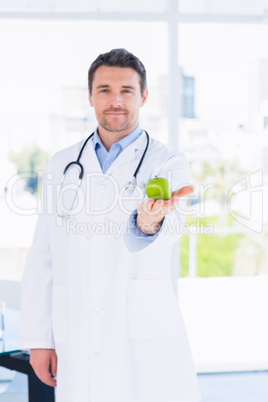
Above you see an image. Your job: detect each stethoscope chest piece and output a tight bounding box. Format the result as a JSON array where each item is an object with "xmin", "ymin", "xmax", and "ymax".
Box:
[{"xmin": 125, "ymin": 178, "xmax": 137, "ymax": 195}]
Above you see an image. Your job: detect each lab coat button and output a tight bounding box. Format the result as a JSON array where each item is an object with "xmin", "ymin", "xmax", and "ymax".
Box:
[
  {"xmin": 94, "ymin": 349, "xmax": 99, "ymax": 356},
  {"xmin": 93, "ymin": 265, "xmax": 99, "ymax": 272},
  {"xmin": 94, "ymin": 307, "xmax": 101, "ymax": 313},
  {"xmin": 99, "ymin": 184, "xmax": 105, "ymax": 189}
]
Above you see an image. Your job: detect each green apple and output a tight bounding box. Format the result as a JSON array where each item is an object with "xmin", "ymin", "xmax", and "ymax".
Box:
[{"xmin": 145, "ymin": 176, "xmax": 172, "ymax": 201}]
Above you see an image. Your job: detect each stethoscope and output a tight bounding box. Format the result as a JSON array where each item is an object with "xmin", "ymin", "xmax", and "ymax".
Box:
[{"xmin": 57, "ymin": 130, "xmax": 150, "ymax": 217}]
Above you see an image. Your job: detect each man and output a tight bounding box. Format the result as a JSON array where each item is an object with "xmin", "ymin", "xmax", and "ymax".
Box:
[{"xmin": 20, "ymin": 48, "xmax": 201, "ymax": 402}]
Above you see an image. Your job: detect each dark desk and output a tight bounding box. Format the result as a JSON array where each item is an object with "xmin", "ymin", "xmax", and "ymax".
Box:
[
  {"xmin": 0, "ymin": 309, "xmax": 55, "ymax": 402},
  {"xmin": 0, "ymin": 351, "xmax": 55, "ymax": 402}
]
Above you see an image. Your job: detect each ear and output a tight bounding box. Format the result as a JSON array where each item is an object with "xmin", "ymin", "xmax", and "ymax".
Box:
[
  {"xmin": 141, "ymin": 89, "xmax": 148, "ymax": 107},
  {"xmin": 88, "ymin": 92, "xmax": 94, "ymax": 107}
]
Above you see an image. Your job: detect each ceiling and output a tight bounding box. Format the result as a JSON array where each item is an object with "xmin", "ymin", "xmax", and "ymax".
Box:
[{"xmin": 0, "ymin": 0, "xmax": 267, "ymax": 18}]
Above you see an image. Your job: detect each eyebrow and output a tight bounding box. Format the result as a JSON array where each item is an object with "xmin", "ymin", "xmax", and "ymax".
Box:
[
  {"xmin": 122, "ymin": 85, "xmax": 135, "ymax": 90},
  {"xmin": 96, "ymin": 85, "xmax": 109, "ymax": 89},
  {"xmin": 96, "ymin": 84, "xmax": 135, "ymax": 90}
]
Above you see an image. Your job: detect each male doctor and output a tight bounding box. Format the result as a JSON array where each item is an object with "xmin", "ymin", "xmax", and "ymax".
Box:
[{"xmin": 20, "ymin": 48, "xmax": 201, "ymax": 402}]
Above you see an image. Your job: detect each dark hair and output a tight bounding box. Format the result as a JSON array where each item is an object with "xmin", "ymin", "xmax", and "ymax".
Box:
[{"xmin": 88, "ymin": 48, "xmax": 147, "ymax": 95}]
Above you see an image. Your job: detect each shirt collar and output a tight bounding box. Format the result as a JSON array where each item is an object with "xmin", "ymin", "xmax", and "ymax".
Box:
[{"xmin": 92, "ymin": 124, "xmax": 142, "ymax": 152}]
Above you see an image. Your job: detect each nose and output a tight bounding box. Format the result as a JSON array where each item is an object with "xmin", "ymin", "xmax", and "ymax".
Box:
[{"xmin": 109, "ymin": 92, "xmax": 123, "ymax": 108}]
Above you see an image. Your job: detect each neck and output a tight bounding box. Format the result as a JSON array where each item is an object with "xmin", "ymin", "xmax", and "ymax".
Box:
[{"xmin": 97, "ymin": 124, "xmax": 138, "ymax": 151}]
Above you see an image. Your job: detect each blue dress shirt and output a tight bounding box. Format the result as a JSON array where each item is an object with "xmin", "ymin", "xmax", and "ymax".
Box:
[
  {"xmin": 92, "ymin": 125, "xmax": 161, "ymax": 242},
  {"xmin": 92, "ymin": 124, "xmax": 142, "ymax": 174}
]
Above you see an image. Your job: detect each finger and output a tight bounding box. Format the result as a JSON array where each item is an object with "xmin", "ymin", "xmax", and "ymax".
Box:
[
  {"xmin": 34, "ymin": 367, "xmax": 57, "ymax": 388},
  {"xmin": 160, "ymin": 199, "xmax": 177, "ymax": 215},
  {"xmin": 137, "ymin": 198, "xmax": 155, "ymax": 215},
  {"xmin": 172, "ymin": 185, "xmax": 194, "ymax": 198},
  {"xmin": 170, "ymin": 197, "xmax": 179, "ymax": 208},
  {"xmin": 50, "ymin": 352, "xmax": 58, "ymax": 378},
  {"xmin": 41, "ymin": 370, "xmax": 57, "ymax": 387},
  {"xmin": 150, "ymin": 199, "xmax": 164, "ymax": 215}
]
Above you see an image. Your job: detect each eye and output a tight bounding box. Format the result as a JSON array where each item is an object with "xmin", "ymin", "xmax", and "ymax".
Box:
[{"xmin": 122, "ymin": 89, "xmax": 132, "ymax": 93}]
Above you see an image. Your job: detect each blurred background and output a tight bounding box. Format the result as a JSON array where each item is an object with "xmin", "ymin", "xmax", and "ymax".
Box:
[{"xmin": 0, "ymin": 0, "xmax": 268, "ymax": 401}]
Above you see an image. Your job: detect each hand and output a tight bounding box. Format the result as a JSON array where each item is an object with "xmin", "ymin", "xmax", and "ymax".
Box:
[
  {"xmin": 137, "ymin": 185, "xmax": 194, "ymax": 235},
  {"xmin": 30, "ymin": 349, "xmax": 57, "ymax": 387}
]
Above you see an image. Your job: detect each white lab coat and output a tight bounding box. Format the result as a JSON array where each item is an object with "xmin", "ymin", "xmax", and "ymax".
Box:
[{"xmin": 20, "ymin": 131, "xmax": 201, "ymax": 402}]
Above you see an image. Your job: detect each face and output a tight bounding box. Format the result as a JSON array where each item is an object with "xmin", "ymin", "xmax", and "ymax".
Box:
[{"xmin": 88, "ymin": 66, "xmax": 148, "ymax": 135}]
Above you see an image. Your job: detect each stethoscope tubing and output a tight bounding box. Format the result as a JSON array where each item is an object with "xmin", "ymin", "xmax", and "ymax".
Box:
[{"xmin": 62, "ymin": 130, "xmax": 149, "ymax": 182}]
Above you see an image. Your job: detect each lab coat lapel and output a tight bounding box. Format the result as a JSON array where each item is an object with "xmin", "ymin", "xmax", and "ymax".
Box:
[
  {"xmin": 79, "ymin": 136, "xmax": 103, "ymax": 175},
  {"xmin": 73, "ymin": 130, "xmax": 148, "ymax": 179},
  {"xmin": 105, "ymin": 131, "xmax": 148, "ymax": 176}
]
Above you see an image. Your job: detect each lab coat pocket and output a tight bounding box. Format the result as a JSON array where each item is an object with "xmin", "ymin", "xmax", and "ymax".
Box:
[
  {"xmin": 128, "ymin": 278, "xmax": 181, "ymax": 338},
  {"xmin": 52, "ymin": 285, "xmax": 66, "ymax": 343}
]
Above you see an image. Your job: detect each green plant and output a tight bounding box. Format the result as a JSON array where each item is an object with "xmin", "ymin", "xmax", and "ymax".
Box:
[{"xmin": 10, "ymin": 147, "xmax": 49, "ymax": 194}]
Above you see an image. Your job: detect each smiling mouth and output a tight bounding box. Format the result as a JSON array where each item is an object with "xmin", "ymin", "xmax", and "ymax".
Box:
[{"xmin": 105, "ymin": 112, "xmax": 126, "ymax": 115}]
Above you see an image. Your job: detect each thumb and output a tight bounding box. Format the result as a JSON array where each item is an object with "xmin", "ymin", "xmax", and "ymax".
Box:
[
  {"xmin": 50, "ymin": 351, "xmax": 58, "ymax": 378},
  {"xmin": 171, "ymin": 185, "xmax": 194, "ymax": 198}
]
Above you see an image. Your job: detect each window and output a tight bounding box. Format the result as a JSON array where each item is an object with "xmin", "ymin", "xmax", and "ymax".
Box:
[
  {"xmin": 0, "ymin": 19, "xmax": 168, "ymax": 280},
  {"xmin": 178, "ymin": 23, "xmax": 268, "ymax": 277}
]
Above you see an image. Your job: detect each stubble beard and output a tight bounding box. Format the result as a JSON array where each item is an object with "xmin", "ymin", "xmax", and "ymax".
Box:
[{"xmin": 99, "ymin": 116, "xmax": 132, "ymax": 133}]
